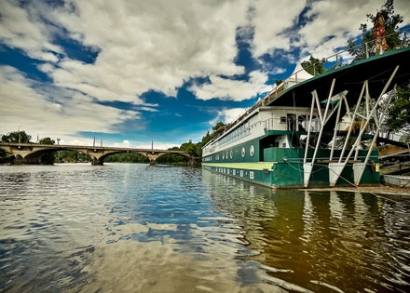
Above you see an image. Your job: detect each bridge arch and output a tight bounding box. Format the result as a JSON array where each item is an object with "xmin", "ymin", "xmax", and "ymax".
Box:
[
  {"xmin": 154, "ymin": 151, "xmax": 193, "ymax": 164},
  {"xmin": 96, "ymin": 151, "xmax": 149, "ymax": 164},
  {"xmin": 98, "ymin": 150, "xmax": 192, "ymax": 164}
]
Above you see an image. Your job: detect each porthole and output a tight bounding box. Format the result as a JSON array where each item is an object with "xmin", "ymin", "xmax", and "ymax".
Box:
[
  {"xmin": 230, "ymin": 150, "xmax": 233, "ymax": 159},
  {"xmin": 241, "ymin": 147, "xmax": 245, "ymax": 157},
  {"xmin": 250, "ymin": 145, "xmax": 254, "ymax": 156}
]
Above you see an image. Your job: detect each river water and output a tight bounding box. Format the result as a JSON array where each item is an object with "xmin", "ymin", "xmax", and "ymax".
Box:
[{"xmin": 0, "ymin": 163, "xmax": 409, "ymax": 293}]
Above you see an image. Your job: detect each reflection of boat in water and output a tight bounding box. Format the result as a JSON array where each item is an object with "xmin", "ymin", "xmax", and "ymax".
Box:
[
  {"xmin": 202, "ymin": 47, "xmax": 410, "ymax": 188},
  {"xmin": 201, "ymin": 170, "xmax": 410, "ymax": 292}
]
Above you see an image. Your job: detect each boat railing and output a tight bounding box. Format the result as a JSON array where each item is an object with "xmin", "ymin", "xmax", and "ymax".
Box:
[{"xmin": 263, "ymin": 117, "xmax": 321, "ymax": 132}]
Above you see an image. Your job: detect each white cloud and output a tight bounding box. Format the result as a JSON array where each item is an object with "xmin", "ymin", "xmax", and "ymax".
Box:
[
  {"xmin": 42, "ymin": 0, "xmax": 251, "ymax": 101},
  {"xmin": 113, "ymin": 140, "xmax": 131, "ymax": 148},
  {"xmin": 0, "ymin": 66, "xmax": 141, "ymax": 141},
  {"xmin": 0, "ymin": 0, "xmax": 62, "ymax": 61},
  {"xmin": 189, "ymin": 70, "xmax": 272, "ymax": 101},
  {"xmin": 209, "ymin": 108, "xmax": 247, "ymax": 126},
  {"xmin": 250, "ymin": 0, "xmax": 306, "ymax": 57}
]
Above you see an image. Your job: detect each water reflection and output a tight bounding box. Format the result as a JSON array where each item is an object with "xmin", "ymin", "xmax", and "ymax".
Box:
[
  {"xmin": 0, "ymin": 165, "xmax": 409, "ymax": 292},
  {"xmin": 202, "ymin": 171, "xmax": 410, "ymax": 292}
]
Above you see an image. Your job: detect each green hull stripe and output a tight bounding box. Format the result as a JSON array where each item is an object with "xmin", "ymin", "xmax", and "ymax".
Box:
[{"xmin": 202, "ymin": 162, "xmax": 274, "ymax": 170}]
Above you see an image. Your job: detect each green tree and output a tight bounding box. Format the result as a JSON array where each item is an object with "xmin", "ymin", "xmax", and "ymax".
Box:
[
  {"xmin": 347, "ymin": 0, "xmax": 404, "ymax": 60},
  {"xmin": 39, "ymin": 137, "xmax": 56, "ymax": 164},
  {"xmin": 104, "ymin": 153, "xmax": 149, "ymax": 163},
  {"xmin": 201, "ymin": 131, "xmax": 213, "ymax": 146},
  {"xmin": 301, "ymin": 56, "xmax": 326, "ymax": 76},
  {"xmin": 200, "ymin": 121, "xmax": 227, "ymax": 149},
  {"xmin": 1, "ymin": 130, "xmax": 31, "ymax": 143},
  {"xmin": 157, "ymin": 146, "xmax": 188, "ymax": 165},
  {"xmin": 384, "ymin": 84, "xmax": 410, "ymax": 136},
  {"xmin": 0, "ymin": 148, "xmax": 6, "ymax": 163},
  {"xmin": 39, "ymin": 137, "xmax": 55, "ymax": 145},
  {"xmin": 212, "ymin": 121, "xmax": 226, "ymax": 136},
  {"xmin": 180, "ymin": 140, "xmax": 197, "ymax": 156}
]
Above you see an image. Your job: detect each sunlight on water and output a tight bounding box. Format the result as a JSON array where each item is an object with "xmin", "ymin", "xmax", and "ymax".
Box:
[{"xmin": 0, "ymin": 164, "xmax": 409, "ymax": 292}]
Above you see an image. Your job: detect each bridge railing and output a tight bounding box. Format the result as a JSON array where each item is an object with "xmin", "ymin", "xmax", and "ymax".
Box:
[{"xmin": 0, "ymin": 142, "xmax": 191, "ymax": 155}]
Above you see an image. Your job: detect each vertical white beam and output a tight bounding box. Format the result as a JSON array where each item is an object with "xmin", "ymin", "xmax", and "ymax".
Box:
[
  {"xmin": 303, "ymin": 91, "xmax": 318, "ymax": 187},
  {"xmin": 311, "ymin": 80, "xmax": 336, "ymax": 163},
  {"xmin": 303, "ymin": 93, "xmax": 316, "ymax": 164}
]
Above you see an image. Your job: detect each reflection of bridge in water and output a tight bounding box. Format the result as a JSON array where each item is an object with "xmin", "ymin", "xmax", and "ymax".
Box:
[{"xmin": 0, "ymin": 143, "xmax": 196, "ymax": 165}]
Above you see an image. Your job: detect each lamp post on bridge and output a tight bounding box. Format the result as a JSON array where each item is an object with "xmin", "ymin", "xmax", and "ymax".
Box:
[{"xmin": 57, "ymin": 138, "xmax": 60, "ymax": 162}]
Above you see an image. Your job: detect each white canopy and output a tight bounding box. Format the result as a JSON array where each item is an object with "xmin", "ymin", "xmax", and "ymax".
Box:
[{"xmin": 287, "ymin": 63, "xmax": 314, "ymax": 83}]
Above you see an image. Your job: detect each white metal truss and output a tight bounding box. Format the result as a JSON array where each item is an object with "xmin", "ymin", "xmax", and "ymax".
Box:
[
  {"xmin": 328, "ymin": 65, "xmax": 400, "ymax": 186},
  {"xmin": 303, "ymin": 66, "xmax": 400, "ymax": 187}
]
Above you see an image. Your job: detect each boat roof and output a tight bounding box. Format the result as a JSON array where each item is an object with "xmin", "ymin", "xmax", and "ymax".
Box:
[{"xmin": 267, "ymin": 47, "xmax": 410, "ymax": 107}]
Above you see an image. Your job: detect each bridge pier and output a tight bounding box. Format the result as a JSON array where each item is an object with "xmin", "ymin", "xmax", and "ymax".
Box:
[
  {"xmin": 91, "ymin": 158, "xmax": 104, "ymax": 166},
  {"xmin": 13, "ymin": 154, "xmax": 41, "ymax": 164},
  {"xmin": 189, "ymin": 157, "xmax": 201, "ymax": 167},
  {"xmin": 14, "ymin": 155, "xmax": 25, "ymax": 165}
]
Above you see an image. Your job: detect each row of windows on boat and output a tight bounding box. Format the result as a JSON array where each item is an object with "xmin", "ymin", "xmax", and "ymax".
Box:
[
  {"xmin": 203, "ymin": 145, "xmax": 255, "ymax": 162},
  {"xmin": 216, "ymin": 168, "xmax": 255, "ymax": 180}
]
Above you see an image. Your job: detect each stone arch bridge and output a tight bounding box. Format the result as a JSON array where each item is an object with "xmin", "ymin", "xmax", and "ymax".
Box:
[{"xmin": 0, "ymin": 142, "xmax": 197, "ymax": 165}]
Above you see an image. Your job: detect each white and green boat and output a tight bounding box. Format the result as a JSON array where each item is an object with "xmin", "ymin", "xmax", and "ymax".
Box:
[{"xmin": 202, "ymin": 47, "xmax": 410, "ymax": 188}]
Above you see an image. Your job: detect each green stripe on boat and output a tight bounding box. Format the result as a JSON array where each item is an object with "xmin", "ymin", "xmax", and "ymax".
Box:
[{"xmin": 202, "ymin": 162, "xmax": 274, "ymax": 170}]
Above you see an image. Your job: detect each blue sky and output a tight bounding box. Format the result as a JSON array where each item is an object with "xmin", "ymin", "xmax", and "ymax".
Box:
[{"xmin": 1, "ymin": 0, "xmax": 410, "ymax": 149}]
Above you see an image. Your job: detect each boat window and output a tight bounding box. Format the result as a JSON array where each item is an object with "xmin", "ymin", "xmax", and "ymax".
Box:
[{"xmin": 249, "ymin": 145, "xmax": 254, "ymax": 157}]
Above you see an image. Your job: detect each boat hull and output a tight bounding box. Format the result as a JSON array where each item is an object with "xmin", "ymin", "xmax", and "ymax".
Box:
[{"xmin": 203, "ymin": 147, "xmax": 380, "ymax": 188}]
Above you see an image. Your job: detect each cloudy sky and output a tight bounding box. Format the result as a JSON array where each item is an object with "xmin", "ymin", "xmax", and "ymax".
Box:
[{"xmin": 1, "ymin": 0, "xmax": 410, "ymax": 149}]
